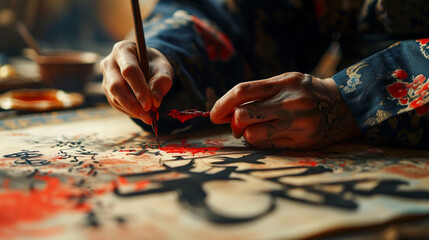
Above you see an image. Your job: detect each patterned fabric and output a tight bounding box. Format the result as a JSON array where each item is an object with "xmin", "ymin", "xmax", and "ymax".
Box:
[
  {"xmin": 135, "ymin": 0, "xmax": 429, "ymax": 148},
  {"xmin": 333, "ymin": 40, "xmax": 429, "ymax": 148}
]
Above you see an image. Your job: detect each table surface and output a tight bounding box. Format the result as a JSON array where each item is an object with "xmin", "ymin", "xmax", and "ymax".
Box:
[{"xmin": 1, "ymin": 106, "xmax": 429, "ymax": 240}]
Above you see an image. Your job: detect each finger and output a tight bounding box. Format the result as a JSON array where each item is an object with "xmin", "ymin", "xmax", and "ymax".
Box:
[
  {"xmin": 114, "ymin": 41, "xmax": 152, "ymax": 111},
  {"xmin": 240, "ymin": 119, "xmax": 290, "ymax": 143},
  {"xmin": 148, "ymin": 72, "xmax": 173, "ymax": 108},
  {"xmin": 104, "ymin": 86, "xmax": 152, "ymax": 124},
  {"xmin": 247, "ymin": 138, "xmax": 293, "ymax": 150},
  {"xmin": 211, "ymin": 80, "xmax": 279, "ymax": 124},
  {"xmin": 101, "ymin": 59, "xmax": 136, "ymax": 115},
  {"xmin": 210, "ymin": 73, "xmax": 303, "ymax": 124},
  {"xmin": 246, "ymin": 116, "xmax": 321, "ymax": 142},
  {"xmin": 105, "ymin": 94, "xmax": 136, "ymax": 117},
  {"xmin": 148, "ymin": 50, "xmax": 174, "ymax": 108},
  {"xmin": 230, "ymin": 101, "xmax": 282, "ymax": 138},
  {"xmin": 104, "ymin": 70, "xmax": 152, "ymax": 123},
  {"xmin": 243, "ymin": 119, "xmax": 322, "ymax": 150}
]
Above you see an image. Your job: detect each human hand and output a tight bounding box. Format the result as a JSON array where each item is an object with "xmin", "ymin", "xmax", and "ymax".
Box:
[
  {"xmin": 101, "ymin": 40, "xmax": 174, "ymax": 124},
  {"xmin": 210, "ymin": 72, "xmax": 361, "ymax": 150}
]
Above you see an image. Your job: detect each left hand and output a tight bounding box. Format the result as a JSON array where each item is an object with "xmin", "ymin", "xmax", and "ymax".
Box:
[{"xmin": 210, "ymin": 72, "xmax": 361, "ymax": 150}]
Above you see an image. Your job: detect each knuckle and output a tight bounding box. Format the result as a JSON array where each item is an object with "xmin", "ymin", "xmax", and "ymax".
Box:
[
  {"xmin": 109, "ymin": 81, "xmax": 123, "ymax": 95},
  {"xmin": 114, "ymin": 40, "xmax": 133, "ymax": 51},
  {"xmin": 100, "ymin": 56, "xmax": 114, "ymax": 73},
  {"xmin": 154, "ymin": 72, "xmax": 173, "ymax": 87},
  {"xmin": 234, "ymin": 107, "xmax": 248, "ymax": 120},
  {"xmin": 121, "ymin": 63, "xmax": 140, "ymax": 79},
  {"xmin": 293, "ymin": 72, "xmax": 305, "ymax": 79},
  {"xmin": 233, "ymin": 82, "xmax": 250, "ymax": 96},
  {"xmin": 280, "ymin": 72, "xmax": 305, "ymax": 85},
  {"xmin": 242, "ymin": 129, "xmax": 256, "ymax": 144},
  {"xmin": 100, "ymin": 58, "xmax": 108, "ymax": 71}
]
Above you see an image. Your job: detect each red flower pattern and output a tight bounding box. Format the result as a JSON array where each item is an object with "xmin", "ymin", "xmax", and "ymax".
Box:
[
  {"xmin": 386, "ymin": 69, "xmax": 429, "ymax": 115},
  {"xmin": 191, "ymin": 16, "xmax": 234, "ymax": 61},
  {"xmin": 386, "ymin": 82, "xmax": 407, "ymax": 98},
  {"xmin": 392, "ymin": 69, "xmax": 408, "ymax": 80},
  {"xmin": 417, "ymin": 38, "xmax": 429, "ymax": 45}
]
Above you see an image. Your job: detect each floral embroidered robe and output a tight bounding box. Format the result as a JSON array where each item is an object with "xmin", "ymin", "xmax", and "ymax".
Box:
[{"xmin": 133, "ymin": 0, "xmax": 429, "ymax": 148}]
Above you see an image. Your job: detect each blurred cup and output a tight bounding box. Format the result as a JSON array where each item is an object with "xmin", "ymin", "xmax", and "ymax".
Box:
[{"xmin": 25, "ymin": 49, "xmax": 99, "ymax": 92}]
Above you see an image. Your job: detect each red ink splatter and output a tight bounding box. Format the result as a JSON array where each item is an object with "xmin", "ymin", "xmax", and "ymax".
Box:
[
  {"xmin": 118, "ymin": 176, "xmax": 128, "ymax": 185},
  {"xmin": 118, "ymin": 150, "xmax": 135, "ymax": 153},
  {"xmin": 167, "ymin": 109, "xmax": 210, "ymax": 123},
  {"xmin": 52, "ymin": 155, "xmax": 63, "ymax": 160},
  {"xmin": 298, "ymin": 160, "xmax": 318, "ymax": 166},
  {"xmin": 160, "ymin": 140, "xmax": 220, "ymax": 155},
  {"xmin": 134, "ymin": 180, "xmax": 151, "ymax": 191},
  {"xmin": 384, "ymin": 164, "xmax": 429, "ymax": 179},
  {"xmin": 113, "ymin": 177, "xmax": 151, "ymax": 192},
  {"xmin": 204, "ymin": 138, "xmax": 228, "ymax": 147},
  {"xmin": 0, "ymin": 174, "xmax": 91, "ymax": 239}
]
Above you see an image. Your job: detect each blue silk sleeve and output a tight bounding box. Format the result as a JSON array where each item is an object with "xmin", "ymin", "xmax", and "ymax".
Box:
[
  {"xmin": 144, "ymin": 0, "xmax": 245, "ymax": 110},
  {"xmin": 333, "ymin": 39, "xmax": 429, "ymax": 148}
]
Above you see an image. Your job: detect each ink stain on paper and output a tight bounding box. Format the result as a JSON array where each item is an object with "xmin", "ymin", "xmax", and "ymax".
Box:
[
  {"xmin": 0, "ymin": 173, "xmax": 91, "ymax": 239},
  {"xmin": 160, "ymin": 139, "xmax": 220, "ymax": 155}
]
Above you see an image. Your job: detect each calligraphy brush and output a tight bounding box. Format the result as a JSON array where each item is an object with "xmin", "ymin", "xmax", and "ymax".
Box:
[{"xmin": 130, "ymin": 0, "xmax": 161, "ymax": 148}]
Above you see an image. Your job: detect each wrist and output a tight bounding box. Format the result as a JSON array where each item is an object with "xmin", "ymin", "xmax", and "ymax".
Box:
[{"xmin": 313, "ymin": 76, "xmax": 362, "ymax": 145}]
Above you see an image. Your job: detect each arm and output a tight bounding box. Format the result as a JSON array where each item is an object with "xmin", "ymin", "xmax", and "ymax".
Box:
[
  {"xmin": 101, "ymin": 0, "xmax": 248, "ymax": 133},
  {"xmin": 210, "ymin": 41, "xmax": 429, "ymax": 150},
  {"xmin": 333, "ymin": 39, "xmax": 429, "ymax": 148},
  {"xmin": 210, "ymin": 1, "xmax": 429, "ymax": 150}
]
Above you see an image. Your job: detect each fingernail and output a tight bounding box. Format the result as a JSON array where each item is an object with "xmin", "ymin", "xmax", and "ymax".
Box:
[
  {"xmin": 151, "ymin": 89, "xmax": 161, "ymax": 108},
  {"xmin": 140, "ymin": 113, "xmax": 151, "ymax": 125},
  {"xmin": 142, "ymin": 101, "xmax": 151, "ymax": 112},
  {"xmin": 138, "ymin": 99, "xmax": 146, "ymax": 109}
]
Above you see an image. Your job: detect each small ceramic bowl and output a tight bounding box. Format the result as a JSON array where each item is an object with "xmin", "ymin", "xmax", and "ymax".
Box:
[{"xmin": 26, "ymin": 49, "xmax": 99, "ymax": 92}]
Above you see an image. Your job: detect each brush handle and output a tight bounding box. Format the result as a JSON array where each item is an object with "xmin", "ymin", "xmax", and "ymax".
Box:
[{"xmin": 130, "ymin": 0, "xmax": 160, "ymax": 146}]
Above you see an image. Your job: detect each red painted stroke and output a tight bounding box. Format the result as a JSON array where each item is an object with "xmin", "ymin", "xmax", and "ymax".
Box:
[{"xmin": 167, "ymin": 109, "xmax": 210, "ymax": 123}]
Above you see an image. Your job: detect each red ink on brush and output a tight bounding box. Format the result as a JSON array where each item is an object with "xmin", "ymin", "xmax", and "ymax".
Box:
[{"xmin": 167, "ymin": 109, "xmax": 210, "ymax": 123}]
